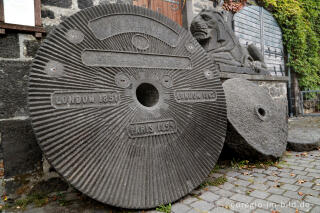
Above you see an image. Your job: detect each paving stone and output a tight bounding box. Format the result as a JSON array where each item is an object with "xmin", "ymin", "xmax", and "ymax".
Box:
[
  {"xmin": 215, "ymin": 197, "xmax": 235, "ymax": 207},
  {"xmin": 182, "ymin": 196, "xmax": 198, "ymax": 205},
  {"xmin": 199, "ymin": 191, "xmax": 220, "ymax": 203},
  {"xmin": 299, "ymin": 187, "xmax": 319, "ymax": 196},
  {"xmin": 278, "ymin": 177, "xmax": 296, "ymax": 184},
  {"xmin": 305, "ymin": 168, "xmax": 320, "ymax": 173},
  {"xmin": 211, "ymin": 173, "xmax": 223, "ymax": 178},
  {"xmin": 307, "ymin": 172, "xmax": 320, "ymax": 178},
  {"xmin": 214, "ymin": 189, "xmax": 234, "ymax": 198},
  {"xmin": 267, "ymin": 175, "xmax": 280, "ymax": 181},
  {"xmin": 237, "ymin": 174, "xmax": 253, "ymax": 181},
  {"xmin": 278, "ymin": 172, "xmax": 293, "ymax": 178},
  {"xmin": 254, "ymin": 209, "xmax": 270, "ymax": 213},
  {"xmin": 311, "ymin": 206, "xmax": 320, "ymax": 213},
  {"xmin": 219, "ymin": 182, "xmax": 234, "ymax": 190},
  {"xmin": 273, "ymin": 205, "xmax": 297, "ymax": 213},
  {"xmin": 249, "ymin": 183, "xmax": 269, "ymax": 191},
  {"xmin": 226, "ymin": 171, "xmax": 241, "ymax": 177},
  {"xmin": 265, "ymin": 181, "xmax": 277, "ymax": 187},
  {"xmin": 304, "ymin": 195, "xmax": 320, "ymax": 205},
  {"xmin": 171, "ymin": 203, "xmax": 191, "ymax": 213},
  {"xmin": 252, "ymin": 169, "xmax": 265, "ymax": 174},
  {"xmin": 250, "ymin": 190, "xmax": 270, "ymax": 199},
  {"xmin": 229, "ymin": 202, "xmax": 253, "ymax": 213},
  {"xmin": 291, "ymin": 170, "xmax": 308, "ymax": 175},
  {"xmin": 210, "ymin": 207, "xmax": 233, "ymax": 213},
  {"xmin": 296, "ymin": 181, "xmax": 314, "ymax": 187},
  {"xmin": 230, "ymin": 194, "xmax": 254, "ymax": 203},
  {"xmin": 289, "ymin": 199, "xmax": 313, "ymax": 212},
  {"xmin": 231, "ymin": 185, "xmax": 248, "ymax": 194},
  {"xmin": 253, "ymin": 199, "xmax": 277, "ymax": 210},
  {"xmin": 296, "ymin": 175, "xmax": 315, "ymax": 181},
  {"xmin": 280, "ymin": 183, "xmax": 300, "ymax": 191},
  {"xmin": 267, "ymin": 187, "xmax": 285, "ymax": 195},
  {"xmin": 289, "ymin": 165, "xmax": 305, "ymax": 171},
  {"xmin": 267, "ymin": 195, "xmax": 290, "ymax": 204},
  {"xmin": 190, "ymin": 200, "xmax": 214, "ymax": 211},
  {"xmin": 283, "ymin": 190, "xmax": 304, "ymax": 200},
  {"xmin": 207, "ymin": 186, "xmax": 220, "ymax": 192},
  {"xmin": 252, "ymin": 173, "xmax": 266, "ymax": 178},
  {"xmin": 234, "ymin": 179, "xmax": 251, "ymax": 187},
  {"xmin": 312, "ymin": 185, "xmax": 320, "ymax": 191}
]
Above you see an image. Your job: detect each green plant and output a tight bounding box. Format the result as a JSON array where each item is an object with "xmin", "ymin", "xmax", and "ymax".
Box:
[
  {"xmin": 259, "ymin": 0, "xmax": 320, "ymax": 91},
  {"xmin": 156, "ymin": 203, "xmax": 172, "ymax": 213},
  {"xmin": 13, "ymin": 193, "xmax": 48, "ymax": 209},
  {"xmin": 200, "ymin": 176, "xmax": 228, "ymax": 188}
]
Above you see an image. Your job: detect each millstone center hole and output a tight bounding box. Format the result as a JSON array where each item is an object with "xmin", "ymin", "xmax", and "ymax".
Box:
[
  {"xmin": 136, "ymin": 83, "xmax": 159, "ymax": 107},
  {"xmin": 258, "ymin": 108, "xmax": 266, "ymax": 117}
]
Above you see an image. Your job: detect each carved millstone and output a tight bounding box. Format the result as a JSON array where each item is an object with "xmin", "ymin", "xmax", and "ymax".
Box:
[
  {"xmin": 223, "ymin": 78, "xmax": 287, "ymax": 160},
  {"xmin": 28, "ymin": 4, "xmax": 227, "ymax": 209}
]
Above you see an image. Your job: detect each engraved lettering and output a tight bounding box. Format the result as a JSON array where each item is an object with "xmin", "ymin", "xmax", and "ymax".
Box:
[
  {"xmin": 82, "ymin": 50, "xmax": 192, "ymax": 70},
  {"xmin": 88, "ymin": 14, "xmax": 179, "ymax": 47},
  {"xmin": 128, "ymin": 119, "xmax": 177, "ymax": 138},
  {"xmin": 174, "ymin": 90, "xmax": 217, "ymax": 103},
  {"xmin": 51, "ymin": 91, "xmax": 120, "ymax": 109}
]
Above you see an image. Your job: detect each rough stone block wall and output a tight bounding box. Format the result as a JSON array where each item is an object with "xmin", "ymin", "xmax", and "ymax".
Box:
[{"xmin": 0, "ymin": 0, "xmax": 132, "ymax": 179}]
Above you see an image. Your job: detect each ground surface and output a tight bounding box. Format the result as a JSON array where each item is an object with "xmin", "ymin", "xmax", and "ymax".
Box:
[{"xmin": 0, "ymin": 117, "xmax": 319, "ymax": 213}]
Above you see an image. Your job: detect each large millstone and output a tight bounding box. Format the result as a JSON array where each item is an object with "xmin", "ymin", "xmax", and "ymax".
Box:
[
  {"xmin": 28, "ymin": 4, "xmax": 227, "ymax": 209},
  {"xmin": 223, "ymin": 78, "xmax": 287, "ymax": 160}
]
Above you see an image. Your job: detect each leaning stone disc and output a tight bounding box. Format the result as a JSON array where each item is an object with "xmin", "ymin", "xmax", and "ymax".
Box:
[
  {"xmin": 223, "ymin": 78, "xmax": 287, "ymax": 159},
  {"xmin": 28, "ymin": 4, "xmax": 227, "ymax": 209}
]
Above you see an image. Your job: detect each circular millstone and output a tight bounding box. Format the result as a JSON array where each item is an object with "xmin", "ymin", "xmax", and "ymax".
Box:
[
  {"xmin": 223, "ymin": 78, "xmax": 287, "ymax": 159},
  {"xmin": 287, "ymin": 128, "xmax": 320, "ymax": 151},
  {"xmin": 28, "ymin": 4, "xmax": 227, "ymax": 209}
]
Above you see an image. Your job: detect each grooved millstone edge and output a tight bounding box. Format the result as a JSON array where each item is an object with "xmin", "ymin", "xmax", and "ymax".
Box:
[
  {"xmin": 223, "ymin": 78, "xmax": 288, "ymax": 160},
  {"xmin": 28, "ymin": 4, "xmax": 227, "ymax": 209}
]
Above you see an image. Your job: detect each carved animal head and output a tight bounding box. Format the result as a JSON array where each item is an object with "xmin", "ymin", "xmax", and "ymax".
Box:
[{"xmin": 190, "ymin": 10, "xmax": 227, "ymax": 44}]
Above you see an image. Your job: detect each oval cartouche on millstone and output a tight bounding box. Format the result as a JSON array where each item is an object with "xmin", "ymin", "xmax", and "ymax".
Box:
[
  {"xmin": 223, "ymin": 78, "xmax": 288, "ymax": 160},
  {"xmin": 28, "ymin": 4, "xmax": 227, "ymax": 209}
]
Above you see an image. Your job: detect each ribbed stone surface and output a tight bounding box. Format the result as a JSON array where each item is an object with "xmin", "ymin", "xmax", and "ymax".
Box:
[{"xmin": 28, "ymin": 4, "xmax": 227, "ymax": 209}]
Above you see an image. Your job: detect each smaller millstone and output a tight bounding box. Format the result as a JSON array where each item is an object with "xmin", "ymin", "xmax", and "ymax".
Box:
[
  {"xmin": 222, "ymin": 78, "xmax": 288, "ymax": 160},
  {"xmin": 287, "ymin": 128, "xmax": 320, "ymax": 151}
]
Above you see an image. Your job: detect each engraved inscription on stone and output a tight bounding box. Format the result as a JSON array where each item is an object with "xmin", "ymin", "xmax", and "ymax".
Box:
[
  {"xmin": 82, "ymin": 50, "xmax": 192, "ymax": 69},
  {"xmin": 65, "ymin": 29, "xmax": 85, "ymax": 44},
  {"xmin": 132, "ymin": 34, "xmax": 150, "ymax": 50},
  {"xmin": 88, "ymin": 14, "xmax": 179, "ymax": 47},
  {"xmin": 174, "ymin": 90, "xmax": 217, "ymax": 103},
  {"xmin": 51, "ymin": 90, "xmax": 120, "ymax": 109},
  {"xmin": 128, "ymin": 119, "xmax": 177, "ymax": 138}
]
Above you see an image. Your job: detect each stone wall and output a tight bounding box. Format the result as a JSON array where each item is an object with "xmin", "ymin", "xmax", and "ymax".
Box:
[{"xmin": 0, "ymin": 0, "xmax": 132, "ymax": 179}]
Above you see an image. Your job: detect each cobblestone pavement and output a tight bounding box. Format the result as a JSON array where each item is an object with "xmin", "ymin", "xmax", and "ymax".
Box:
[{"xmin": 167, "ymin": 150, "xmax": 320, "ymax": 213}]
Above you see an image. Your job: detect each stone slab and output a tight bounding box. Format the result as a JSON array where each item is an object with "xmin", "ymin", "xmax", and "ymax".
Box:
[
  {"xmin": 287, "ymin": 128, "xmax": 320, "ymax": 151},
  {"xmin": 0, "ymin": 118, "xmax": 42, "ymax": 178},
  {"xmin": 0, "ymin": 61, "xmax": 31, "ymax": 119}
]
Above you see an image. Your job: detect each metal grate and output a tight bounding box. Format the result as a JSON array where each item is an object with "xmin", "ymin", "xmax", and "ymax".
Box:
[
  {"xmin": 300, "ymin": 90, "xmax": 320, "ymax": 116},
  {"xmin": 233, "ymin": 6, "xmax": 285, "ymax": 76}
]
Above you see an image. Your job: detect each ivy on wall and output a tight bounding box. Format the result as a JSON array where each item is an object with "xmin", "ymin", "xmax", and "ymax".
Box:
[
  {"xmin": 223, "ymin": 0, "xmax": 320, "ymax": 90},
  {"xmin": 257, "ymin": 0, "xmax": 320, "ymax": 90}
]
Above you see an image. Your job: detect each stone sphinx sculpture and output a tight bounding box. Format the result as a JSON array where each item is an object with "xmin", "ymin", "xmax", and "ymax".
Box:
[{"xmin": 190, "ymin": 7, "xmax": 270, "ymax": 75}]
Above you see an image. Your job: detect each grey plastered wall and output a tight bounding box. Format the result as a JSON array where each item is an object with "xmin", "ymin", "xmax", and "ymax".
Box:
[{"xmin": 0, "ymin": 0, "xmax": 132, "ymax": 179}]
